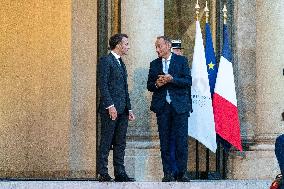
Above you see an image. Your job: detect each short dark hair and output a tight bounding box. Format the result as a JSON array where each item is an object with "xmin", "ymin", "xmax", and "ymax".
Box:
[
  {"xmin": 156, "ymin": 36, "xmax": 172, "ymax": 45},
  {"xmin": 109, "ymin": 33, "xmax": 128, "ymax": 50}
]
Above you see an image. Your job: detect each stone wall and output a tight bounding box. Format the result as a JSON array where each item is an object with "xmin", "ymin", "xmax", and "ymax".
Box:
[{"xmin": 0, "ymin": 0, "xmax": 97, "ymax": 178}]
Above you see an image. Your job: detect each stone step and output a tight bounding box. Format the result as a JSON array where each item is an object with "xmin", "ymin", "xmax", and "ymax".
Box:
[{"xmin": 0, "ymin": 180, "xmax": 272, "ymax": 189}]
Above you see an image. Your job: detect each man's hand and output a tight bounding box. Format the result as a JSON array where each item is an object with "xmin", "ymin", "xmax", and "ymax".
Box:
[
  {"xmin": 155, "ymin": 74, "xmax": 173, "ymax": 87},
  {"xmin": 155, "ymin": 77, "xmax": 164, "ymax": 87},
  {"xmin": 128, "ymin": 111, "xmax": 135, "ymax": 121},
  {"xmin": 163, "ymin": 74, "xmax": 173, "ymax": 83},
  {"xmin": 108, "ymin": 106, "xmax": 117, "ymax": 120}
]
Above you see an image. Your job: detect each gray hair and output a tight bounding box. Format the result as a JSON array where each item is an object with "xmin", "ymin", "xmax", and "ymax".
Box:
[{"xmin": 156, "ymin": 36, "xmax": 172, "ymax": 45}]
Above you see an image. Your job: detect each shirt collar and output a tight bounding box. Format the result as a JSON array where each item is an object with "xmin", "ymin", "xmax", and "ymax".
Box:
[
  {"xmin": 162, "ymin": 53, "xmax": 172, "ymax": 62},
  {"xmin": 111, "ymin": 51, "xmax": 121, "ymax": 60}
]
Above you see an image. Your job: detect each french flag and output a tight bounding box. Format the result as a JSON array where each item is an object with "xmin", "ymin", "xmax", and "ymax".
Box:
[{"xmin": 213, "ymin": 24, "xmax": 242, "ymax": 151}]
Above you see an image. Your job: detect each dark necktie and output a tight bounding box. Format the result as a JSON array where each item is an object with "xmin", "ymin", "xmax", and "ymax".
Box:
[{"xmin": 117, "ymin": 58, "xmax": 122, "ymax": 66}]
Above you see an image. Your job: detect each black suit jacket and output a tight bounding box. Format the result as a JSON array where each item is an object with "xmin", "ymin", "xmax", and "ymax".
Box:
[
  {"xmin": 147, "ymin": 53, "xmax": 192, "ymax": 114},
  {"xmin": 98, "ymin": 53, "xmax": 131, "ymax": 114}
]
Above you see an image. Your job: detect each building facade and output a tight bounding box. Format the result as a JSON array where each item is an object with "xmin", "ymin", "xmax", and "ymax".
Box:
[{"xmin": 0, "ymin": 0, "xmax": 283, "ymax": 181}]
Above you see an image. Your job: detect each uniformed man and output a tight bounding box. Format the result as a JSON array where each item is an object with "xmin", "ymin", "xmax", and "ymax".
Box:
[
  {"xmin": 169, "ymin": 39, "xmax": 192, "ymax": 180},
  {"xmin": 171, "ymin": 39, "xmax": 184, "ymax": 56}
]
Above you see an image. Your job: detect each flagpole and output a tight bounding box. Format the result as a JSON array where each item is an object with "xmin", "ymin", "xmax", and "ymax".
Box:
[
  {"xmin": 204, "ymin": 0, "xmax": 212, "ymax": 177},
  {"xmin": 195, "ymin": 0, "xmax": 200, "ymax": 21},
  {"xmin": 222, "ymin": 4, "xmax": 227, "ymax": 24},
  {"xmin": 205, "ymin": 1, "xmax": 210, "ymax": 174},
  {"xmin": 205, "ymin": 1, "xmax": 209, "ymax": 23},
  {"xmin": 194, "ymin": 1, "xmax": 201, "ymax": 178}
]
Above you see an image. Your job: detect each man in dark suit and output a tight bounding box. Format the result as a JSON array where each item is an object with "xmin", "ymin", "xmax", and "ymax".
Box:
[
  {"xmin": 97, "ymin": 33, "xmax": 135, "ymax": 182},
  {"xmin": 147, "ymin": 36, "xmax": 192, "ymax": 182}
]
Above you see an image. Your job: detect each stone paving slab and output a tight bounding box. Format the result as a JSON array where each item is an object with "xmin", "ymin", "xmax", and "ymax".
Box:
[{"xmin": 0, "ymin": 180, "xmax": 271, "ymax": 189}]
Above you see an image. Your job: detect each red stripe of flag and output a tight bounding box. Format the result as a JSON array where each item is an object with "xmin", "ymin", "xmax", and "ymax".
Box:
[{"xmin": 213, "ymin": 93, "xmax": 242, "ymax": 151}]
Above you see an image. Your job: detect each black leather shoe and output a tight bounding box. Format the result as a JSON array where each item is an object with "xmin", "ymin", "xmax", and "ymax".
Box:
[
  {"xmin": 162, "ymin": 173, "xmax": 175, "ymax": 182},
  {"xmin": 177, "ymin": 171, "xmax": 191, "ymax": 182},
  {"xmin": 114, "ymin": 173, "xmax": 135, "ymax": 182},
  {"xmin": 98, "ymin": 173, "xmax": 114, "ymax": 182}
]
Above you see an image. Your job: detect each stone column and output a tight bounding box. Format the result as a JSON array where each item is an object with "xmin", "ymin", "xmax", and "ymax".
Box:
[
  {"xmin": 120, "ymin": 0, "xmax": 164, "ymax": 181},
  {"xmin": 228, "ymin": 0, "xmax": 284, "ymax": 179},
  {"xmin": 253, "ymin": 0, "xmax": 284, "ymax": 177},
  {"xmin": 254, "ymin": 0, "xmax": 284, "ymax": 148}
]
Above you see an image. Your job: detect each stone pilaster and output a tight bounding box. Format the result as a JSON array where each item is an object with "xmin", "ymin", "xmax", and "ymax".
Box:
[
  {"xmin": 70, "ymin": 0, "xmax": 97, "ymax": 178},
  {"xmin": 120, "ymin": 0, "xmax": 164, "ymax": 181}
]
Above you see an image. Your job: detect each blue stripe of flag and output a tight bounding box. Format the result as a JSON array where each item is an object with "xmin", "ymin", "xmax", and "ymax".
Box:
[
  {"xmin": 205, "ymin": 23, "xmax": 218, "ymax": 95},
  {"xmin": 222, "ymin": 24, "xmax": 232, "ymax": 62}
]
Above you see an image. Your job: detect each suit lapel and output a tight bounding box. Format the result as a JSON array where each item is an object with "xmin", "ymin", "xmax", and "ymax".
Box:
[
  {"xmin": 157, "ymin": 58, "xmax": 163, "ymax": 74},
  {"xmin": 109, "ymin": 53, "xmax": 127, "ymax": 83},
  {"xmin": 119, "ymin": 58, "xmax": 127, "ymax": 81},
  {"xmin": 109, "ymin": 53, "xmax": 121, "ymax": 68},
  {"xmin": 168, "ymin": 53, "xmax": 175, "ymax": 74}
]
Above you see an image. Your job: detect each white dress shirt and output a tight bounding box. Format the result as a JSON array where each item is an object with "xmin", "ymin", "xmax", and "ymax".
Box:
[
  {"xmin": 111, "ymin": 51, "xmax": 121, "ymax": 66},
  {"xmin": 162, "ymin": 54, "xmax": 172, "ymax": 104}
]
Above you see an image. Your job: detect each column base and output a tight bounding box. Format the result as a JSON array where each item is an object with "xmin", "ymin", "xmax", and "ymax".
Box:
[
  {"xmin": 108, "ymin": 140, "xmax": 162, "ymax": 181},
  {"xmin": 227, "ymin": 144, "xmax": 280, "ymax": 179}
]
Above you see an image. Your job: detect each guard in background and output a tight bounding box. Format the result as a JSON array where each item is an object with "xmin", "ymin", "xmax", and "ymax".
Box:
[
  {"xmin": 171, "ymin": 39, "xmax": 192, "ymax": 115},
  {"xmin": 171, "ymin": 39, "xmax": 184, "ymax": 56},
  {"xmin": 168, "ymin": 39, "xmax": 193, "ymax": 180},
  {"xmin": 169, "ymin": 39, "xmax": 184, "ymax": 179}
]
